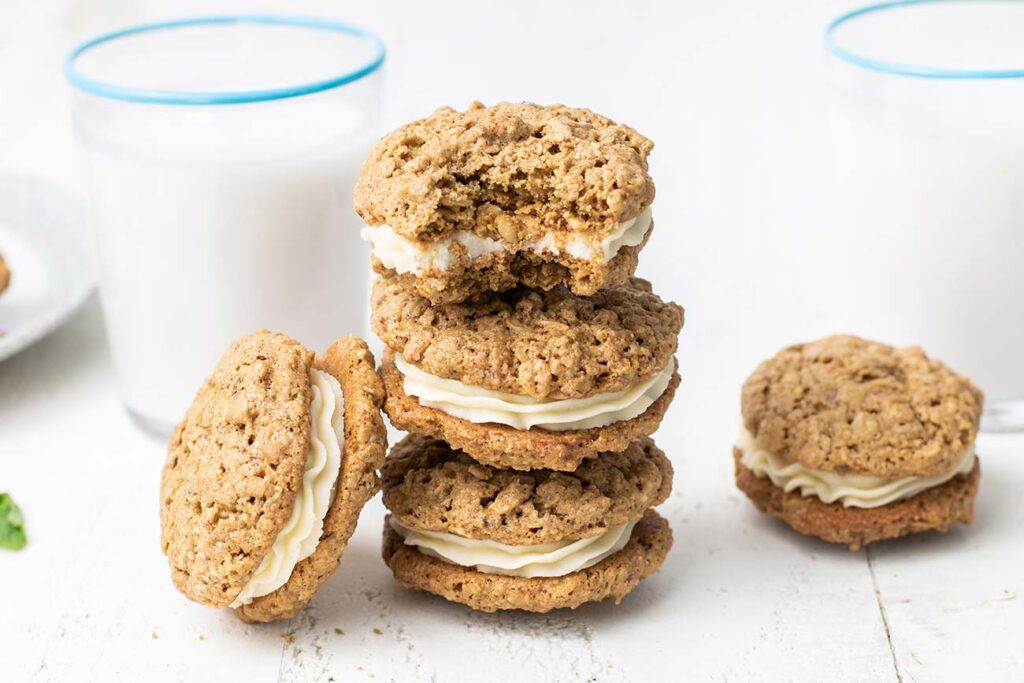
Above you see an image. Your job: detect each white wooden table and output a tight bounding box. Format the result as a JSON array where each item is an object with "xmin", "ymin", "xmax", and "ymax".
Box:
[{"xmin": 2, "ymin": 1, "xmax": 1021, "ymax": 681}]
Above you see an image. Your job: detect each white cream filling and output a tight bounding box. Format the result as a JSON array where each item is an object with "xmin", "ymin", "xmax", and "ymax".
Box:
[
  {"xmin": 361, "ymin": 225, "xmax": 504, "ymax": 274},
  {"xmin": 735, "ymin": 425, "xmax": 976, "ymax": 509},
  {"xmin": 361, "ymin": 206, "xmax": 653, "ymax": 275},
  {"xmin": 560, "ymin": 205, "xmax": 653, "ymax": 261},
  {"xmin": 395, "ymin": 353, "xmax": 674, "ymax": 432},
  {"xmin": 390, "ymin": 516, "xmax": 637, "ymax": 578},
  {"xmin": 231, "ymin": 369, "xmax": 345, "ymax": 607}
]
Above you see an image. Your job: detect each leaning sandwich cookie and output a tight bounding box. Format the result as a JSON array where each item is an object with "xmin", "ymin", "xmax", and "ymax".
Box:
[
  {"xmin": 734, "ymin": 334, "xmax": 983, "ymax": 551},
  {"xmin": 160, "ymin": 331, "xmax": 387, "ymax": 622},
  {"xmin": 355, "ymin": 101, "xmax": 656, "ymax": 305},
  {"xmin": 381, "ymin": 435, "xmax": 673, "ymax": 612},
  {"xmin": 372, "ymin": 276, "xmax": 684, "ymax": 471}
]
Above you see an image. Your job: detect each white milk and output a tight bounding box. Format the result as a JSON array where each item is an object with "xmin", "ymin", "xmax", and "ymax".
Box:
[
  {"xmin": 825, "ymin": 1, "xmax": 1024, "ymax": 427},
  {"xmin": 69, "ymin": 20, "xmax": 383, "ymax": 433}
]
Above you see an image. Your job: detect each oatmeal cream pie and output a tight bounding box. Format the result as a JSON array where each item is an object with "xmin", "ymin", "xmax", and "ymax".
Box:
[
  {"xmin": 734, "ymin": 335, "xmax": 983, "ymax": 551},
  {"xmin": 355, "ymin": 102, "xmax": 656, "ymax": 305},
  {"xmin": 381, "ymin": 435, "xmax": 674, "ymax": 612},
  {"xmin": 160, "ymin": 331, "xmax": 387, "ymax": 622},
  {"xmin": 373, "ymin": 276, "xmax": 684, "ymax": 471}
]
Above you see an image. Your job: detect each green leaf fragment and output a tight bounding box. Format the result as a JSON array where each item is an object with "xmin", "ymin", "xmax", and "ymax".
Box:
[{"xmin": 0, "ymin": 492, "xmax": 27, "ymax": 550}]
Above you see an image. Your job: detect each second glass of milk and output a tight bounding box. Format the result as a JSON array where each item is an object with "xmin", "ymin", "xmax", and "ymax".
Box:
[
  {"xmin": 65, "ymin": 16, "xmax": 384, "ymax": 435},
  {"xmin": 825, "ymin": 1, "xmax": 1024, "ymax": 431}
]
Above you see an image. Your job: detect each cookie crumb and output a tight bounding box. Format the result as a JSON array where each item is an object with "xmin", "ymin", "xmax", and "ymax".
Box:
[
  {"xmin": 334, "ymin": 627, "xmax": 345, "ymax": 635},
  {"xmin": 151, "ymin": 632, "xmax": 158, "ymax": 640},
  {"xmin": 198, "ymin": 635, "xmax": 205, "ymax": 641},
  {"xmin": 372, "ymin": 627, "xmax": 383, "ymax": 635},
  {"xmin": 281, "ymin": 631, "xmax": 295, "ymax": 644}
]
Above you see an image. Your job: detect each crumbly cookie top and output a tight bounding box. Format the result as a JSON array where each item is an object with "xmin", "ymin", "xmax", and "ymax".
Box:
[
  {"xmin": 355, "ymin": 102, "xmax": 655, "ymax": 243},
  {"xmin": 161, "ymin": 330, "xmax": 314, "ymax": 608},
  {"xmin": 741, "ymin": 335, "xmax": 984, "ymax": 478},
  {"xmin": 372, "ymin": 276, "xmax": 684, "ymax": 399},
  {"xmin": 382, "ymin": 435, "xmax": 673, "ymax": 545}
]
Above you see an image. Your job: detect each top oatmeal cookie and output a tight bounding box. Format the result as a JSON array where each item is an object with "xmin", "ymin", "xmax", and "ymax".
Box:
[
  {"xmin": 740, "ymin": 335, "xmax": 983, "ymax": 478},
  {"xmin": 371, "ymin": 276, "xmax": 684, "ymax": 399},
  {"xmin": 355, "ymin": 101, "xmax": 654, "ymax": 241}
]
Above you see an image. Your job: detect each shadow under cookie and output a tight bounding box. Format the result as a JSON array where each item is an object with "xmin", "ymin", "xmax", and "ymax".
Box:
[
  {"xmin": 733, "ymin": 448, "xmax": 981, "ymax": 552},
  {"xmin": 380, "ymin": 351, "xmax": 680, "ymax": 471},
  {"xmin": 382, "ymin": 510, "xmax": 673, "ymax": 613}
]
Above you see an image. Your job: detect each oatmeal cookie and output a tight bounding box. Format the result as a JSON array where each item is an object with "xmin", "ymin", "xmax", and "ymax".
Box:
[
  {"xmin": 741, "ymin": 335, "xmax": 983, "ymax": 478},
  {"xmin": 382, "ymin": 435, "xmax": 672, "ymax": 545},
  {"xmin": 160, "ymin": 331, "xmax": 386, "ymax": 622}
]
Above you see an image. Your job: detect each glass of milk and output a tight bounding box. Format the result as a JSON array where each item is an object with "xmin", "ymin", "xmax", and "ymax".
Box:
[
  {"xmin": 65, "ymin": 16, "xmax": 384, "ymax": 435},
  {"xmin": 825, "ymin": 0, "xmax": 1024, "ymax": 431}
]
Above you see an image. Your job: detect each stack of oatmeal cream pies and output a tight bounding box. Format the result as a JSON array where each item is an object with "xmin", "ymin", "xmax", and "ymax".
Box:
[
  {"xmin": 157, "ymin": 102, "xmax": 683, "ymax": 622},
  {"xmin": 356, "ymin": 102, "xmax": 684, "ymax": 612}
]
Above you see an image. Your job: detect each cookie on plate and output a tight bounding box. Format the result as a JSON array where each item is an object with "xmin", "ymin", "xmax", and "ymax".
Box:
[
  {"xmin": 733, "ymin": 335, "xmax": 983, "ymax": 551},
  {"xmin": 0, "ymin": 251, "xmax": 9, "ymax": 295},
  {"xmin": 160, "ymin": 331, "xmax": 387, "ymax": 622},
  {"xmin": 356, "ymin": 101, "xmax": 655, "ymax": 305},
  {"xmin": 373, "ymin": 276, "xmax": 683, "ymax": 471},
  {"xmin": 381, "ymin": 435, "xmax": 674, "ymax": 612}
]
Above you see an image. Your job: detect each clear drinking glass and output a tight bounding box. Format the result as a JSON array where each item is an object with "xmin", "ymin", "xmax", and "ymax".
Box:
[
  {"xmin": 65, "ymin": 15, "xmax": 384, "ymax": 435},
  {"xmin": 824, "ymin": 0, "xmax": 1024, "ymax": 431}
]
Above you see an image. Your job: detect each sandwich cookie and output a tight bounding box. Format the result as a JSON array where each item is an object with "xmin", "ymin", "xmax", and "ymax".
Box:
[
  {"xmin": 373, "ymin": 277, "xmax": 684, "ymax": 471},
  {"xmin": 734, "ymin": 335, "xmax": 983, "ymax": 550},
  {"xmin": 160, "ymin": 331, "xmax": 387, "ymax": 622},
  {"xmin": 381, "ymin": 435, "xmax": 674, "ymax": 612},
  {"xmin": 355, "ymin": 101, "xmax": 656, "ymax": 305}
]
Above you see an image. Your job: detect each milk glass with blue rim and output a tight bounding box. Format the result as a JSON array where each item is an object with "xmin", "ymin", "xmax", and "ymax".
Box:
[
  {"xmin": 824, "ymin": 0, "xmax": 1024, "ymax": 431},
  {"xmin": 65, "ymin": 16, "xmax": 383, "ymax": 435}
]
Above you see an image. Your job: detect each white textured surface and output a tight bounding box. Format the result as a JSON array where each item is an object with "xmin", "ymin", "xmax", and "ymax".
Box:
[{"xmin": 0, "ymin": 1, "xmax": 1021, "ymax": 681}]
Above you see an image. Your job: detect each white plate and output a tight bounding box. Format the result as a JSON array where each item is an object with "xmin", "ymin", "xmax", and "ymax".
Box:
[{"xmin": 0, "ymin": 174, "xmax": 94, "ymax": 362}]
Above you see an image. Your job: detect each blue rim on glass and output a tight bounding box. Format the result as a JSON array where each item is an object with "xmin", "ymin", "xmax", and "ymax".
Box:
[
  {"xmin": 825, "ymin": 0, "xmax": 1024, "ymax": 79},
  {"xmin": 64, "ymin": 14, "xmax": 386, "ymax": 105}
]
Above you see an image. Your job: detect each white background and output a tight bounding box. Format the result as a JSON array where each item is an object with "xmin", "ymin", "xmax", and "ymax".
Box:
[{"xmin": 1, "ymin": 1, "xmax": 1022, "ymax": 681}]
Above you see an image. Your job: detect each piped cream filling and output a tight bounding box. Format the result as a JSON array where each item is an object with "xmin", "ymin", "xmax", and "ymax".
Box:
[
  {"xmin": 231, "ymin": 370, "xmax": 345, "ymax": 607},
  {"xmin": 395, "ymin": 353, "xmax": 674, "ymax": 432},
  {"xmin": 361, "ymin": 206, "xmax": 653, "ymax": 275},
  {"xmin": 735, "ymin": 425, "xmax": 976, "ymax": 509},
  {"xmin": 390, "ymin": 516, "xmax": 637, "ymax": 578}
]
